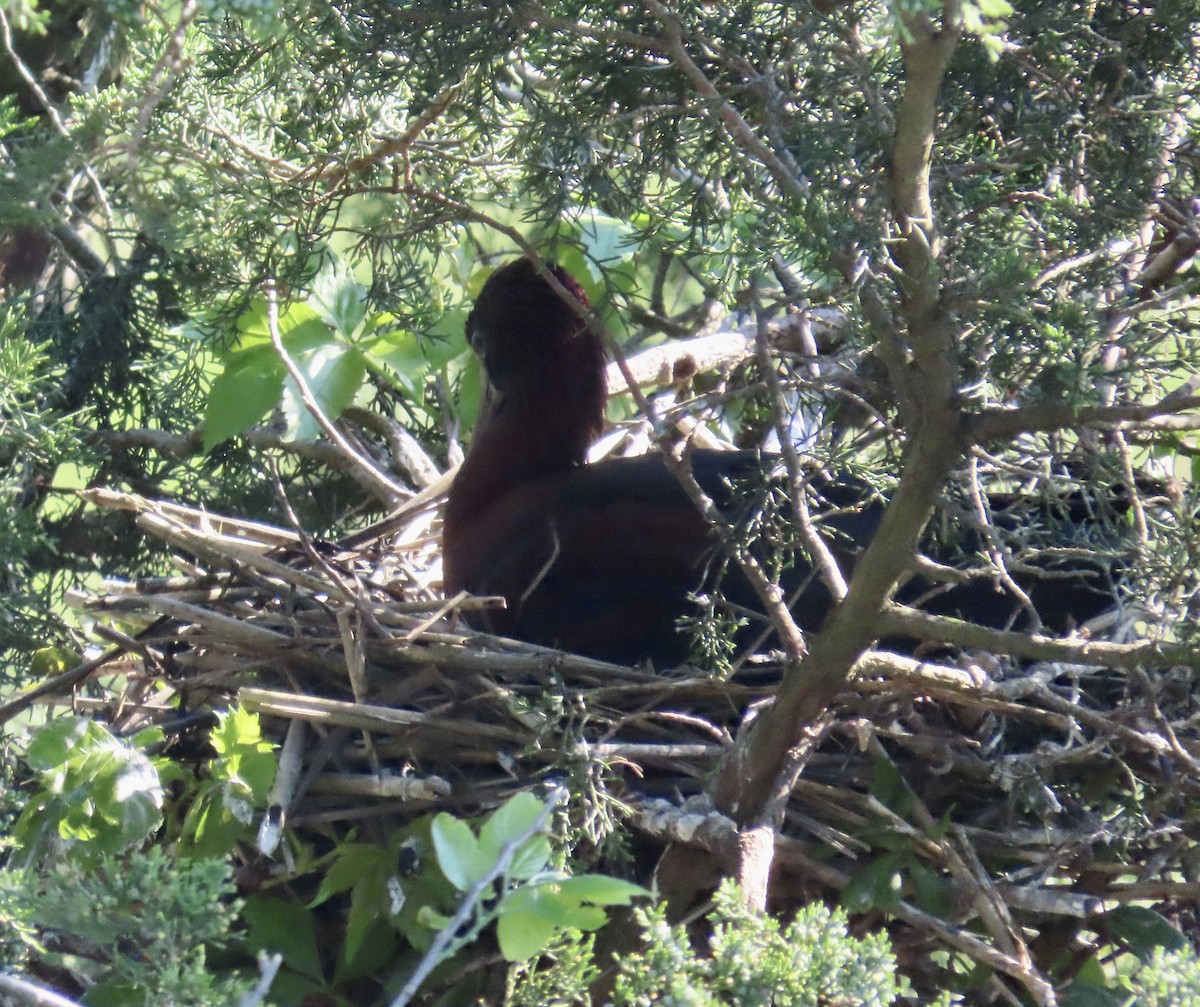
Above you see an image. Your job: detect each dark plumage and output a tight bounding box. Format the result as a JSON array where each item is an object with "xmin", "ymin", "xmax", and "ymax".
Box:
[{"xmin": 442, "ymin": 258, "xmax": 1120, "ymax": 665}]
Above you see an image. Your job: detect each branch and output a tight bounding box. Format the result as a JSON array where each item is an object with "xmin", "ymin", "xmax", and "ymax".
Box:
[
  {"xmin": 711, "ymin": 9, "xmax": 964, "ymax": 823},
  {"xmin": 879, "ymin": 604, "xmax": 1200, "ymax": 671},
  {"xmin": 125, "ymin": 0, "xmax": 198, "ymax": 171},
  {"xmin": 0, "ymin": 973, "xmax": 83, "ymax": 1007},
  {"xmin": 263, "ymin": 280, "xmax": 408, "ymax": 506},
  {"xmin": 643, "ymin": 0, "xmax": 809, "ymax": 204},
  {"xmin": 294, "ymin": 83, "xmax": 461, "ymax": 185},
  {"xmin": 968, "ymin": 395, "xmax": 1200, "ymax": 442},
  {"xmin": 93, "ymin": 421, "xmax": 430, "ymax": 499}
]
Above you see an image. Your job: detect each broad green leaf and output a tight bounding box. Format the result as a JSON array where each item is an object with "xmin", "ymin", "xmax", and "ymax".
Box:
[
  {"xmin": 507, "ymin": 836, "xmax": 552, "ymax": 881},
  {"xmin": 1059, "ymin": 982, "xmax": 1125, "ymax": 1007},
  {"xmin": 479, "ymin": 792, "xmax": 544, "ymax": 857},
  {"xmin": 308, "ymin": 259, "xmax": 369, "ymax": 339},
  {"xmin": 552, "ymin": 875, "xmax": 649, "ymax": 906},
  {"xmin": 430, "ymin": 813, "xmax": 487, "ymax": 891},
  {"xmin": 842, "ymin": 851, "xmax": 906, "ymax": 913},
  {"xmin": 280, "ymin": 344, "xmax": 368, "ymax": 441},
  {"xmin": 1107, "ymin": 905, "xmax": 1188, "ymax": 959},
  {"xmin": 242, "ymin": 895, "xmax": 325, "ymax": 982},
  {"xmin": 228, "ymin": 299, "xmax": 324, "ymax": 353},
  {"xmin": 451, "ymin": 349, "xmax": 483, "ymax": 432},
  {"xmin": 362, "ymin": 329, "xmax": 429, "ymax": 392},
  {"xmin": 16, "ymin": 718, "xmax": 164, "ymax": 857},
  {"xmin": 202, "ymin": 345, "xmax": 284, "ymax": 450},
  {"xmin": 426, "ymin": 307, "xmax": 469, "ymax": 363},
  {"xmin": 501, "ymin": 885, "xmax": 607, "ymax": 931},
  {"xmin": 869, "ymin": 758, "xmax": 910, "ymax": 815},
  {"xmin": 908, "ymin": 860, "xmax": 952, "ymax": 918},
  {"xmin": 496, "ymin": 909, "xmax": 558, "ymax": 962},
  {"xmin": 312, "ymin": 843, "xmax": 387, "ymax": 906},
  {"xmin": 25, "ymin": 716, "xmax": 96, "ymax": 770},
  {"xmin": 576, "ymin": 212, "xmax": 634, "ymax": 266},
  {"xmin": 211, "ymin": 705, "xmax": 266, "ymax": 755}
]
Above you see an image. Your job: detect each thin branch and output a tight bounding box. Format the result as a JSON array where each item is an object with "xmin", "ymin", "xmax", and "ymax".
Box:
[
  {"xmin": 0, "ymin": 6, "xmax": 111, "ymax": 219},
  {"xmin": 125, "ymin": 0, "xmax": 198, "ymax": 170},
  {"xmin": 263, "ymin": 279, "xmax": 408, "ymax": 506},
  {"xmin": 969, "ymin": 395, "xmax": 1200, "ymax": 442},
  {"xmin": 879, "ymin": 603, "xmax": 1200, "ymax": 671},
  {"xmin": 0, "ymin": 973, "xmax": 84, "ymax": 1007}
]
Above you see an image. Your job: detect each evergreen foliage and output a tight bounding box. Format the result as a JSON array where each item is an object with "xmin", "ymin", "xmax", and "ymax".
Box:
[{"xmin": 1, "ymin": 1, "xmax": 1199, "ymax": 1004}]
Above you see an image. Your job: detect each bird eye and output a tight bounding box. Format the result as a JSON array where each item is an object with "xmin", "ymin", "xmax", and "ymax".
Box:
[{"xmin": 467, "ymin": 323, "xmax": 486, "ymax": 358}]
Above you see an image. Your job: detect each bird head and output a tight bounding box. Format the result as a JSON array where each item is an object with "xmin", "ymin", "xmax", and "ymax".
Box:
[{"xmin": 465, "ymin": 258, "xmax": 598, "ymax": 398}]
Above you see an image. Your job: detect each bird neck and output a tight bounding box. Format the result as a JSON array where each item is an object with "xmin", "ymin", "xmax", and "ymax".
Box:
[{"xmin": 445, "ymin": 357, "xmax": 606, "ymax": 530}]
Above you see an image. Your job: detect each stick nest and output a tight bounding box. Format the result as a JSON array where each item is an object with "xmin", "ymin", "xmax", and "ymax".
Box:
[{"xmin": 73, "ymin": 485, "xmax": 1200, "ymax": 981}]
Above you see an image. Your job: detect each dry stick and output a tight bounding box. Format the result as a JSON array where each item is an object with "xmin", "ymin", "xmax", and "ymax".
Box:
[
  {"xmin": 968, "ymin": 393, "xmax": 1200, "ymax": 442},
  {"xmin": 877, "ymin": 604, "xmax": 1200, "ymax": 671},
  {"xmin": 966, "ymin": 453, "xmax": 1040, "ymax": 629},
  {"xmin": 865, "ymin": 735, "xmax": 1033, "ymax": 976},
  {"xmin": 92, "ymin": 424, "xmax": 413, "ymax": 494},
  {"xmin": 0, "ymin": 643, "xmax": 127, "ymax": 725},
  {"xmin": 0, "ymin": 973, "xmax": 84, "ymax": 1007},
  {"xmin": 265, "ymin": 460, "xmax": 393, "ymax": 642},
  {"xmin": 751, "ymin": 291, "xmax": 848, "ymax": 602},
  {"xmin": 237, "ymin": 952, "xmax": 284, "ymax": 1007},
  {"xmin": 342, "ymin": 406, "xmax": 441, "ymax": 488},
  {"xmin": 262, "ymin": 279, "xmax": 408, "ymax": 506}
]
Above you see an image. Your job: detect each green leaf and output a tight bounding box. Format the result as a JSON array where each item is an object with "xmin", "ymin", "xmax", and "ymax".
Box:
[
  {"xmin": 553, "ymin": 875, "xmax": 649, "ymax": 906},
  {"xmin": 507, "ymin": 835, "xmax": 552, "ymax": 881},
  {"xmin": 496, "ymin": 909, "xmax": 558, "ymax": 962},
  {"xmin": 1059, "ymin": 982, "xmax": 1125, "ymax": 1007},
  {"xmin": 1107, "ymin": 905, "xmax": 1188, "ymax": 959},
  {"xmin": 30, "ymin": 646, "xmax": 79, "ymax": 678},
  {"xmin": 312, "ymin": 843, "xmax": 387, "ymax": 907},
  {"xmin": 869, "ymin": 758, "xmax": 910, "ymax": 815},
  {"xmin": 975, "ymin": 0, "xmax": 1013, "ymax": 17},
  {"xmin": 451, "ymin": 349, "xmax": 483, "ymax": 432},
  {"xmin": 308, "ymin": 258, "xmax": 369, "ymax": 339},
  {"xmin": 362, "ymin": 329, "xmax": 429, "ymax": 392},
  {"xmin": 908, "ymin": 860, "xmax": 952, "ymax": 918},
  {"xmin": 202, "ymin": 345, "xmax": 284, "ymax": 450},
  {"xmin": 24, "ymin": 716, "xmax": 96, "ymax": 771},
  {"xmin": 502, "ymin": 884, "xmax": 607, "ymax": 930},
  {"xmin": 430, "ymin": 813, "xmax": 488, "ymax": 891},
  {"xmin": 842, "ymin": 851, "xmax": 906, "ymax": 913},
  {"xmin": 242, "ymin": 895, "xmax": 325, "ymax": 982},
  {"xmin": 211, "ymin": 705, "xmax": 266, "ymax": 755},
  {"xmin": 425, "ymin": 307, "xmax": 469, "ymax": 365},
  {"xmin": 227, "ymin": 299, "xmax": 325, "ymax": 354},
  {"xmin": 576, "ymin": 212, "xmax": 635, "ymax": 267},
  {"xmin": 280, "ymin": 344, "xmax": 368, "ymax": 440},
  {"xmin": 15, "ymin": 718, "xmax": 164, "ymax": 858},
  {"xmin": 480, "ymin": 792, "xmax": 544, "ymax": 857}
]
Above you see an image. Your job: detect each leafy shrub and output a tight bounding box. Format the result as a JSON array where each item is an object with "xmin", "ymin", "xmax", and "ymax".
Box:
[{"xmin": 610, "ymin": 879, "xmax": 905, "ymax": 1007}]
